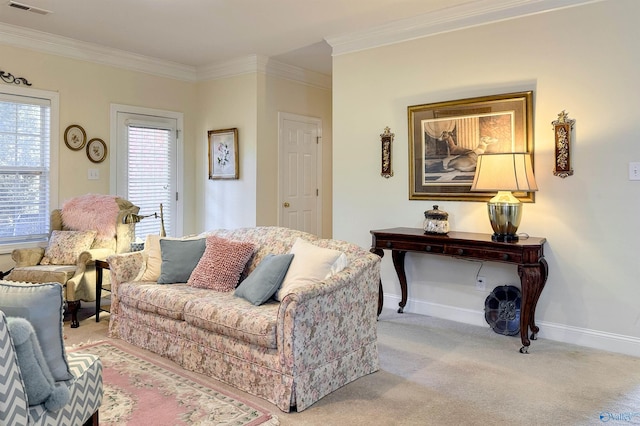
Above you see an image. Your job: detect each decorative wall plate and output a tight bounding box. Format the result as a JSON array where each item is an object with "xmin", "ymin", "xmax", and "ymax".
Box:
[
  {"xmin": 86, "ymin": 138, "xmax": 107, "ymax": 163},
  {"xmin": 64, "ymin": 124, "xmax": 87, "ymax": 150}
]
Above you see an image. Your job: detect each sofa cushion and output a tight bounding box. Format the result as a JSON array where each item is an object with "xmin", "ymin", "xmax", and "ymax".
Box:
[
  {"xmin": 188, "ymin": 236, "xmax": 256, "ymax": 291},
  {"xmin": 235, "ymin": 254, "xmax": 294, "ymax": 305},
  {"xmin": 275, "ymin": 238, "xmax": 344, "ymax": 301},
  {"xmin": 158, "ymin": 238, "xmax": 206, "ymax": 284},
  {"xmin": 118, "ymin": 283, "xmax": 212, "ymax": 320},
  {"xmin": 40, "ymin": 230, "xmax": 97, "ymax": 265},
  {"xmin": 0, "ymin": 281, "xmax": 73, "ymax": 381},
  {"xmin": 141, "ymin": 234, "xmax": 203, "ymax": 282},
  {"xmin": 5, "ymin": 265, "xmax": 76, "ymax": 287},
  {"xmin": 184, "ymin": 293, "xmax": 280, "ymax": 349}
]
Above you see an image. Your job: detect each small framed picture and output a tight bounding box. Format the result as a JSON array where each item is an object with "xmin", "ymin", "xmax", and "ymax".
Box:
[
  {"xmin": 86, "ymin": 138, "xmax": 107, "ymax": 163},
  {"xmin": 64, "ymin": 124, "xmax": 87, "ymax": 151},
  {"xmin": 208, "ymin": 128, "xmax": 239, "ymax": 180}
]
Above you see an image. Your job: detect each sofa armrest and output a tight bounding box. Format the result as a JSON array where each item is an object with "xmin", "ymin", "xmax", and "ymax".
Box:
[
  {"xmin": 106, "ymin": 252, "xmax": 146, "ymax": 336},
  {"xmin": 0, "ymin": 311, "xmax": 30, "ymax": 423},
  {"xmin": 77, "ymin": 248, "xmax": 114, "ymax": 265},
  {"xmin": 64, "ymin": 248, "xmax": 117, "ymax": 301},
  {"xmin": 11, "ymin": 247, "xmax": 45, "ymax": 267},
  {"xmin": 106, "ymin": 251, "xmax": 146, "ymax": 285},
  {"xmin": 277, "ymin": 252, "xmax": 381, "ymax": 372}
]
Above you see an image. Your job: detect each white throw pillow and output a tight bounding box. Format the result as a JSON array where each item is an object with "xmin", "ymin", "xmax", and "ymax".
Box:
[{"xmin": 275, "ymin": 238, "xmax": 344, "ymax": 301}]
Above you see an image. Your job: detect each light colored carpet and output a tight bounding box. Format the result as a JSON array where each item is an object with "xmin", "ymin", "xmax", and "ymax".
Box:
[{"xmin": 64, "ymin": 306, "xmax": 640, "ymax": 425}]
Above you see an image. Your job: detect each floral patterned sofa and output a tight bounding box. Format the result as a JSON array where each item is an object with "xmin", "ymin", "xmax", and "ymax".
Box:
[{"xmin": 106, "ymin": 227, "xmax": 380, "ymax": 412}]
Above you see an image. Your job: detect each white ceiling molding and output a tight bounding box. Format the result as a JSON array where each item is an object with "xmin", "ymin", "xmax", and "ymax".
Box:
[
  {"xmin": 326, "ymin": 0, "xmax": 604, "ymax": 56},
  {"xmin": 196, "ymin": 55, "xmax": 332, "ymax": 90},
  {"xmin": 0, "ymin": 22, "xmax": 330, "ymax": 88},
  {"xmin": 196, "ymin": 55, "xmax": 264, "ymax": 82},
  {"xmin": 0, "ymin": 22, "xmax": 197, "ymax": 81},
  {"xmin": 264, "ymin": 59, "xmax": 331, "ymax": 90}
]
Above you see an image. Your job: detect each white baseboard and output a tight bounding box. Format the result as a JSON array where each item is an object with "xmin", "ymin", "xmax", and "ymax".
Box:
[{"xmin": 383, "ymin": 294, "xmax": 640, "ymax": 358}]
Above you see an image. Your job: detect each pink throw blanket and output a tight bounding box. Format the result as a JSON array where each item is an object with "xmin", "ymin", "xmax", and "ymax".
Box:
[{"xmin": 61, "ymin": 194, "xmax": 120, "ymax": 238}]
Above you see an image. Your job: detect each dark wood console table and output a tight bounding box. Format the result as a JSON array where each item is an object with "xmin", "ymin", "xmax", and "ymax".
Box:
[
  {"xmin": 370, "ymin": 227, "xmax": 548, "ymax": 353},
  {"xmin": 94, "ymin": 259, "xmax": 111, "ymax": 322}
]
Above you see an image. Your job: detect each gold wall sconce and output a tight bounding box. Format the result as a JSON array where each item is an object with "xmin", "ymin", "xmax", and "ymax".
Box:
[
  {"xmin": 552, "ymin": 111, "xmax": 575, "ymax": 178},
  {"xmin": 380, "ymin": 127, "xmax": 394, "ymax": 178}
]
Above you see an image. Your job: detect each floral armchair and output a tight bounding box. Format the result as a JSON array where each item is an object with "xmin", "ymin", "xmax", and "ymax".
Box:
[{"xmin": 6, "ymin": 194, "xmax": 139, "ymax": 327}]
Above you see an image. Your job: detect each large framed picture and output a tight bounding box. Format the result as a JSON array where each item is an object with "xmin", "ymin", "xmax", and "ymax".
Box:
[
  {"xmin": 408, "ymin": 91, "xmax": 534, "ymax": 202},
  {"xmin": 208, "ymin": 128, "xmax": 239, "ymax": 180}
]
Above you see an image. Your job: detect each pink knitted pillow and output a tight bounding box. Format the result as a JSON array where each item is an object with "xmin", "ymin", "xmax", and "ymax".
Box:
[{"xmin": 188, "ymin": 235, "xmax": 255, "ymax": 291}]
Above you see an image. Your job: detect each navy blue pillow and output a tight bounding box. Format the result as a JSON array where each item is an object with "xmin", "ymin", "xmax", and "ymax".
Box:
[
  {"xmin": 158, "ymin": 238, "xmax": 206, "ymax": 284},
  {"xmin": 235, "ymin": 254, "xmax": 294, "ymax": 305}
]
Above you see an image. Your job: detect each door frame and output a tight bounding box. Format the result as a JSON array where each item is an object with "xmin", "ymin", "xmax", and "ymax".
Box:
[
  {"xmin": 277, "ymin": 112, "xmax": 323, "ymax": 236},
  {"xmin": 109, "ymin": 103, "xmax": 184, "ymax": 236}
]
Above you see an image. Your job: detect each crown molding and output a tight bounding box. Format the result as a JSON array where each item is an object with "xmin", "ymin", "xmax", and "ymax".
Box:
[
  {"xmin": 197, "ymin": 55, "xmax": 332, "ymax": 90},
  {"xmin": 0, "ymin": 22, "xmax": 197, "ymax": 81},
  {"xmin": 326, "ymin": 0, "xmax": 604, "ymax": 56},
  {"xmin": 0, "ymin": 22, "xmax": 330, "ymax": 88},
  {"xmin": 264, "ymin": 59, "xmax": 331, "ymax": 90}
]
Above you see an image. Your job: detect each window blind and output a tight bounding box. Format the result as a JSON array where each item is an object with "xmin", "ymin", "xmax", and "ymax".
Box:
[
  {"xmin": 126, "ymin": 124, "xmax": 174, "ymax": 240},
  {"xmin": 0, "ymin": 93, "xmax": 51, "ymax": 244}
]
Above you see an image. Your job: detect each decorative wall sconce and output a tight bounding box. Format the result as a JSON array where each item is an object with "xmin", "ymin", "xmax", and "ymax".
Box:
[
  {"xmin": 380, "ymin": 127, "xmax": 394, "ymax": 178},
  {"xmin": 552, "ymin": 111, "xmax": 575, "ymax": 178}
]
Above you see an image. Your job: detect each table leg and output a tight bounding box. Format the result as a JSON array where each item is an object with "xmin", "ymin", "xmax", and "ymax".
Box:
[
  {"xmin": 391, "ymin": 250, "xmax": 407, "ymax": 313},
  {"xmin": 370, "ymin": 248, "xmax": 385, "ymax": 316},
  {"xmin": 518, "ymin": 259, "xmax": 548, "ymax": 353},
  {"xmin": 95, "ymin": 263, "xmax": 103, "ymax": 323}
]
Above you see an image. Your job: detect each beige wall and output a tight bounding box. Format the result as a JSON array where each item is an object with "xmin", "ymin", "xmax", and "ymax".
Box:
[
  {"xmin": 332, "ymin": 0, "xmax": 640, "ymax": 354},
  {"xmin": 193, "ymin": 71, "xmax": 332, "ymax": 236},
  {"xmin": 259, "ymin": 73, "xmax": 333, "ymax": 237},
  {"xmin": 195, "ymin": 74, "xmax": 259, "ymax": 231},
  {"xmin": 0, "ymin": 42, "xmax": 333, "ymax": 276},
  {"xmin": 0, "ymin": 44, "xmax": 197, "ymax": 269}
]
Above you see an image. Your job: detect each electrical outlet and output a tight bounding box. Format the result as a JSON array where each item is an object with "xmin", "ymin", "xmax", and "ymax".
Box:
[{"xmin": 476, "ymin": 276, "xmax": 486, "ymax": 291}]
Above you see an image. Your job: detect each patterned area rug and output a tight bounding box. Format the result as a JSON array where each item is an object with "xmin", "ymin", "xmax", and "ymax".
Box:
[{"xmin": 70, "ymin": 341, "xmax": 279, "ymax": 426}]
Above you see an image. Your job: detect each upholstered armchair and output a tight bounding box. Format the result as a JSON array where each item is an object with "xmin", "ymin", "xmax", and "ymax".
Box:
[{"xmin": 6, "ymin": 194, "xmax": 139, "ymax": 328}]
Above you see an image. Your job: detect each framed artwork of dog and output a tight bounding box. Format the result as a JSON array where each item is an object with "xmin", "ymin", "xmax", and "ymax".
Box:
[{"xmin": 408, "ymin": 91, "xmax": 534, "ymax": 202}]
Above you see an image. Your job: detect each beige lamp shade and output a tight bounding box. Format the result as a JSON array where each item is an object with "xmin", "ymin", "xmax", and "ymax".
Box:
[
  {"xmin": 471, "ymin": 152, "xmax": 538, "ymax": 192},
  {"xmin": 471, "ymin": 152, "xmax": 537, "ymax": 242}
]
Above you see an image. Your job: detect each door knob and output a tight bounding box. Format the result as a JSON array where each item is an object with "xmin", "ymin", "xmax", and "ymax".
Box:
[{"xmin": 283, "ymin": 202, "xmax": 290, "ymax": 208}]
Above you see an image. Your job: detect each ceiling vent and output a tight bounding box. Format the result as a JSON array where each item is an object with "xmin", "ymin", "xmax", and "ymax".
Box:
[{"xmin": 8, "ymin": 1, "xmax": 52, "ymax": 15}]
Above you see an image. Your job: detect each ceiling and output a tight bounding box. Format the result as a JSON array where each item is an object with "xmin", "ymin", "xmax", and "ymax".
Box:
[
  {"xmin": 0, "ymin": 0, "xmax": 496, "ymax": 76},
  {"xmin": 0, "ymin": 0, "xmax": 597, "ymax": 77}
]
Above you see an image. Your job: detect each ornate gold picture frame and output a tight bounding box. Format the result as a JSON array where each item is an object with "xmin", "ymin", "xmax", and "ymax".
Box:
[{"xmin": 408, "ymin": 91, "xmax": 534, "ymax": 202}]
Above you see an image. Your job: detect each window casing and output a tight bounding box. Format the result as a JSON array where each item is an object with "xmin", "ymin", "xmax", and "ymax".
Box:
[
  {"xmin": 0, "ymin": 86, "xmax": 59, "ymax": 253},
  {"xmin": 110, "ymin": 104, "xmax": 183, "ymax": 241}
]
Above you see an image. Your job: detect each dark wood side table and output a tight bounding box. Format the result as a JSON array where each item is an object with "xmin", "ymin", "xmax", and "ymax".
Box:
[
  {"xmin": 370, "ymin": 227, "xmax": 548, "ymax": 353},
  {"xmin": 94, "ymin": 259, "xmax": 111, "ymax": 322}
]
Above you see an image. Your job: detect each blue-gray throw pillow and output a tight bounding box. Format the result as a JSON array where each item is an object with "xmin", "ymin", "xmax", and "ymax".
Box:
[
  {"xmin": 7, "ymin": 317, "xmax": 70, "ymax": 410},
  {"xmin": 158, "ymin": 238, "xmax": 206, "ymax": 284},
  {"xmin": 235, "ymin": 254, "xmax": 294, "ymax": 305},
  {"xmin": 0, "ymin": 281, "xmax": 72, "ymax": 381}
]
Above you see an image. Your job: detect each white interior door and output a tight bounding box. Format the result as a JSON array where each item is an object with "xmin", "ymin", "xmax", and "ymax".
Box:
[{"xmin": 278, "ymin": 113, "xmax": 322, "ymax": 235}]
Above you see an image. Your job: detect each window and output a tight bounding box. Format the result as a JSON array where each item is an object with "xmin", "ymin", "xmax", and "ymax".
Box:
[
  {"xmin": 0, "ymin": 87, "xmax": 58, "ymax": 252},
  {"xmin": 110, "ymin": 105, "xmax": 183, "ymax": 241},
  {"xmin": 126, "ymin": 124, "xmax": 175, "ymax": 238}
]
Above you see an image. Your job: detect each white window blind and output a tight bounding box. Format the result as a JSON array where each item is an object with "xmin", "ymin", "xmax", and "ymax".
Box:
[
  {"xmin": 0, "ymin": 93, "xmax": 51, "ymax": 245},
  {"xmin": 127, "ymin": 123, "xmax": 174, "ymax": 240}
]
